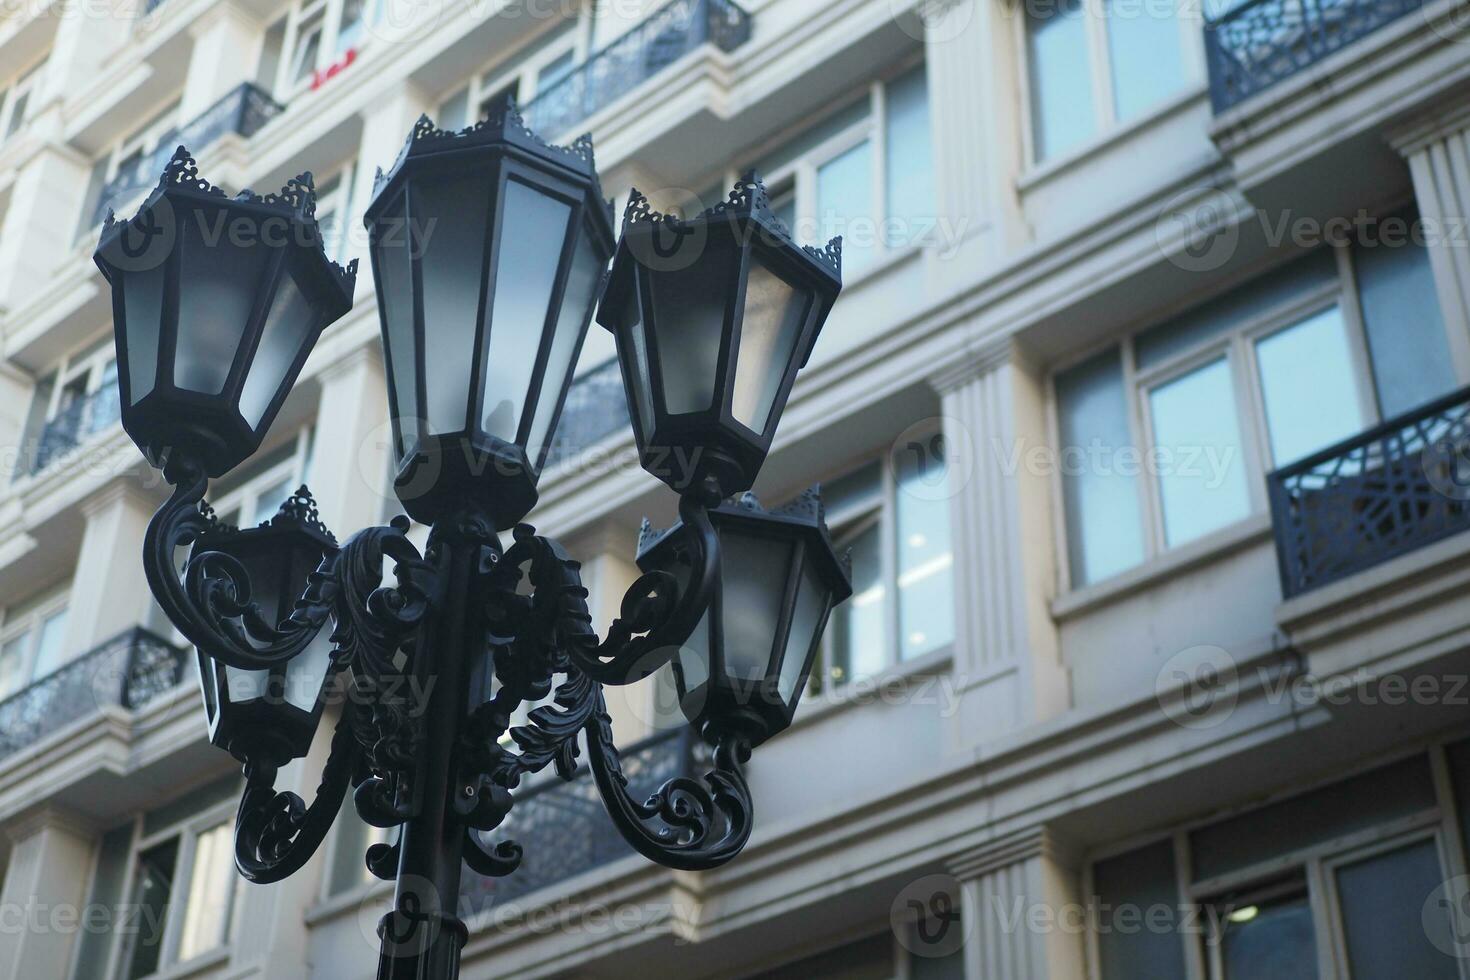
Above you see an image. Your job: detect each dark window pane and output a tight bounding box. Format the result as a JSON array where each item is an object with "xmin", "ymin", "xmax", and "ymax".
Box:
[
  {"xmin": 121, "ymin": 838, "xmax": 178, "ymax": 980},
  {"xmin": 1092, "ymin": 840, "xmax": 1187, "ymax": 980},
  {"xmin": 1337, "ymin": 839, "xmax": 1459, "ymax": 980},
  {"xmin": 1220, "ymin": 889, "xmax": 1317, "ymax": 980}
]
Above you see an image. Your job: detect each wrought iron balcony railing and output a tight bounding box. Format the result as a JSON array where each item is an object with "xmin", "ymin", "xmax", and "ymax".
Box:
[
  {"xmin": 1268, "ymin": 386, "xmax": 1470, "ymax": 598},
  {"xmin": 0, "ymin": 627, "xmax": 189, "ymax": 761},
  {"xmin": 544, "ymin": 359, "xmax": 632, "ymax": 470},
  {"xmin": 1204, "ymin": 0, "xmax": 1429, "ymax": 112},
  {"xmin": 90, "ymin": 82, "xmax": 283, "ymax": 228},
  {"xmin": 459, "ymin": 729, "xmax": 701, "ymax": 913},
  {"xmin": 522, "ymin": 0, "xmax": 753, "ymax": 137},
  {"xmin": 20, "ymin": 381, "xmax": 122, "ymax": 480}
]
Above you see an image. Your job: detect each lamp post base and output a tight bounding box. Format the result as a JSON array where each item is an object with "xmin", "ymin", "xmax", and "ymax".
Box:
[{"xmin": 376, "ymin": 910, "xmax": 468, "ymax": 980}]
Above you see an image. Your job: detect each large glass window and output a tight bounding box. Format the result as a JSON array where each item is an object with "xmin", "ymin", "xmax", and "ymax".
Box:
[
  {"xmin": 1054, "ymin": 233, "xmax": 1457, "ymax": 589},
  {"xmin": 205, "ymin": 428, "xmax": 314, "ymax": 529},
  {"xmin": 435, "ymin": 19, "xmax": 583, "ymax": 130},
  {"xmin": 258, "ymin": 0, "xmax": 384, "ymax": 100},
  {"xmin": 1025, "ymin": 0, "xmax": 1193, "ymax": 162},
  {"xmin": 817, "ymin": 428, "xmax": 955, "ymax": 690},
  {"xmin": 729, "ymin": 61, "xmax": 935, "ymax": 277},
  {"xmin": 0, "ymin": 589, "xmax": 69, "ymax": 700},
  {"xmin": 0, "ymin": 60, "xmax": 43, "ymax": 144}
]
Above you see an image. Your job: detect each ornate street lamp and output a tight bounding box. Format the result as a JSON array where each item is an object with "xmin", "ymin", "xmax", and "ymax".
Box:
[{"xmin": 101, "ymin": 105, "xmax": 846, "ymax": 980}]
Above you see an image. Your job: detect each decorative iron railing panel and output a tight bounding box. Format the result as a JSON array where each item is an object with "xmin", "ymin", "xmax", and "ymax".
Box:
[
  {"xmin": 90, "ymin": 82, "xmax": 283, "ymax": 228},
  {"xmin": 0, "ymin": 628, "xmax": 189, "ymax": 760},
  {"xmin": 21, "ymin": 381, "xmax": 122, "ymax": 479},
  {"xmin": 1204, "ymin": 0, "xmax": 1428, "ymax": 111},
  {"xmin": 1268, "ymin": 386, "xmax": 1470, "ymax": 597},
  {"xmin": 544, "ymin": 359, "xmax": 632, "ymax": 471},
  {"xmin": 459, "ymin": 729, "xmax": 700, "ymax": 914},
  {"xmin": 522, "ymin": 0, "xmax": 752, "ymax": 137}
]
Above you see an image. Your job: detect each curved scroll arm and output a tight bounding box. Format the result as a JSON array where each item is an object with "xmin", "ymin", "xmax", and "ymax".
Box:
[
  {"xmin": 564, "ymin": 492, "xmax": 720, "ymax": 686},
  {"xmin": 235, "ymin": 708, "xmax": 358, "ymax": 883},
  {"xmin": 463, "ymin": 830, "xmax": 523, "ymax": 878},
  {"xmin": 582, "ymin": 690, "xmax": 753, "ymax": 871},
  {"xmin": 144, "ymin": 455, "xmax": 334, "ymax": 671}
]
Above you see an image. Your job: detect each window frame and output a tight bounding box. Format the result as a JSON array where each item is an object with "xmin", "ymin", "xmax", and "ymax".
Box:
[
  {"xmin": 0, "ymin": 586, "xmax": 70, "ymax": 699},
  {"xmin": 207, "ymin": 428, "xmax": 313, "ymax": 529},
  {"xmin": 0, "ymin": 57, "xmax": 45, "ymax": 144},
  {"xmin": 1048, "ymin": 239, "xmax": 1464, "ymax": 594},
  {"xmin": 436, "ymin": 16, "xmax": 588, "ymax": 127},
  {"xmin": 104, "ymin": 797, "xmax": 241, "ymax": 980},
  {"xmin": 1016, "ymin": 0, "xmax": 1205, "ymax": 167},
  {"xmin": 311, "ymin": 158, "xmax": 358, "ymax": 262},
  {"xmin": 264, "ymin": 0, "xmax": 383, "ymax": 102}
]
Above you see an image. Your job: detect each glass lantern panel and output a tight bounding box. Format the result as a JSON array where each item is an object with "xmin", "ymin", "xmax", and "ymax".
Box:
[
  {"xmin": 624, "ymin": 292, "xmax": 655, "ymax": 442},
  {"xmin": 175, "ymin": 209, "xmax": 273, "ymax": 394},
  {"xmin": 239, "ymin": 265, "xmax": 320, "ymax": 430},
  {"xmin": 285, "ymin": 633, "xmax": 333, "ymax": 712},
  {"xmin": 648, "ymin": 259, "xmax": 730, "ymax": 415},
  {"xmin": 677, "ymin": 609, "xmax": 712, "ymax": 694},
  {"xmin": 122, "ymin": 265, "xmax": 165, "ymax": 405},
  {"xmin": 483, "ymin": 179, "xmax": 572, "ymax": 443},
  {"xmin": 413, "ymin": 174, "xmax": 493, "ymax": 436},
  {"xmin": 778, "ymin": 558, "xmax": 828, "ymax": 706},
  {"xmin": 372, "ymin": 194, "xmax": 421, "ymax": 456},
  {"xmin": 526, "ymin": 228, "xmax": 603, "ymax": 469},
  {"xmin": 225, "ymin": 665, "xmax": 270, "ymax": 702},
  {"xmin": 731, "ymin": 255, "xmax": 810, "ymax": 433},
  {"xmin": 719, "ymin": 529, "xmax": 793, "ymax": 682}
]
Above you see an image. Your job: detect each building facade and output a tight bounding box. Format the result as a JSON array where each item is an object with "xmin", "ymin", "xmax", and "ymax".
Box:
[{"xmin": 1, "ymin": 0, "xmax": 1470, "ymax": 976}]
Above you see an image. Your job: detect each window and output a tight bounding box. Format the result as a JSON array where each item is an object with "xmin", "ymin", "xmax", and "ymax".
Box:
[
  {"xmin": 326, "ymin": 797, "xmax": 393, "ymax": 895},
  {"xmin": 206, "ymin": 429, "xmax": 313, "ymax": 529},
  {"xmin": 258, "ymin": 0, "xmax": 383, "ymax": 100},
  {"xmin": 0, "ymin": 589, "xmax": 69, "ymax": 700},
  {"xmin": 1023, "ymin": 0, "xmax": 1194, "ymax": 162},
  {"xmin": 730, "ymin": 61, "xmax": 935, "ymax": 277},
  {"xmin": 436, "ymin": 19, "xmax": 584, "ymax": 131},
  {"xmin": 1090, "ymin": 746, "xmax": 1470, "ymax": 980},
  {"xmin": 815, "ymin": 427, "xmax": 954, "ymax": 689},
  {"xmin": 77, "ymin": 100, "xmax": 182, "ymax": 238},
  {"xmin": 313, "ymin": 161, "xmax": 358, "ymax": 262},
  {"xmin": 1053, "ymin": 226, "xmax": 1458, "ymax": 589},
  {"xmin": 749, "ymin": 928, "xmax": 963, "ymax": 979},
  {"xmin": 18, "ymin": 331, "xmax": 122, "ymax": 479},
  {"xmin": 107, "ymin": 784, "xmax": 242, "ymax": 979},
  {"xmin": 0, "ymin": 60, "xmax": 43, "ymax": 143}
]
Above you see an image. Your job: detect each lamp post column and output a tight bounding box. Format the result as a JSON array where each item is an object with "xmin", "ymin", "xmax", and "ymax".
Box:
[{"xmin": 378, "ymin": 514, "xmax": 497, "ymax": 980}]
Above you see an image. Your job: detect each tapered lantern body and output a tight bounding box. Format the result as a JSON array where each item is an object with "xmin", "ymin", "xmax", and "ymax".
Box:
[
  {"xmin": 598, "ymin": 175, "xmax": 842, "ymax": 498},
  {"xmin": 192, "ymin": 490, "xmax": 338, "ymax": 766},
  {"xmin": 363, "ymin": 108, "xmax": 616, "ymax": 528},
  {"xmin": 638, "ymin": 488, "xmax": 851, "ymax": 747},
  {"xmin": 95, "ymin": 148, "xmax": 357, "ymax": 477}
]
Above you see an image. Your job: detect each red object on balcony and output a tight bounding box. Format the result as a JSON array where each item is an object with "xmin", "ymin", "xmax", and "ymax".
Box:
[{"xmin": 311, "ymin": 47, "xmax": 356, "ymax": 90}]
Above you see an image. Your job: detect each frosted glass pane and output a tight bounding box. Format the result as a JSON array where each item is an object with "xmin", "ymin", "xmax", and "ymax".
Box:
[
  {"xmin": 732, "ymin": 257, "xmax": 808, "ymax": 433},
  {"xmin": 1028, "ymin": 0, "xmax": 1095, "ymax": 160},
  {"xmin": 885, "ymin": 65, "xmax": 935, "ymax": 247},
  {"xmin": 176, "ymin": 213, "xmax": 269, "ymax": 394},
  {"xmin": 896, "ymin": 438, "xmax": 954, "ymax": 659},
  {"xmin": 1337, "ymin": 839, "xmax": 1458, "ymax": 980},
  {"xmin": 1255, "ymin": 307, "xmax": 1364, "ymax": 465},
  {"xmin": 483, "ymin": 180, "xmax": 570, "ymax": 442},
  {"xmin": 649, "ymin": 263, "xmax": 728, "ymax": 415},
  {"xmin": 122, "ymin": 265, "xmax": 164, "ymax": 405},
  {"xmin": 178, "ymin": 822, "xmax": 235, "ymax": 961},
  {"xmin": 817, "ymin": 141, "xmax": 874, "ymax": 273},
  {"xmin": 239, "ymin": 269, "xmax": 319, "ymax": 429},
  {"xmin": 1149, "ymin": 358, "xmax": 1252, "ymax": 547},
  {"xmin": 1356, "ymin": 231, "xmax": 1457, "ymax": 417},
  {"xmin": 285, "ymin": 634, "xmax": 332, "ymax": 711},
  {"xmin": 1056, "ymin": 349, "xmax": 1146, "ymax": 585},
  {"xmin": 829, "ymin": 520, "xmax": 884, "ymax": 683},
  {"xmin": 678, "ymin": 611, "xmax": 711, "ymax": 692},
  {"xmin": 414, "ymin": 175, "xmax": 491, "ymax": 436},
  {"xmin": 778, "ymin": 560, "xmax": 827, "ymax": 705},
  {"xmin": 624, "ymin": 292, "xmax": 655, "ymax": 440},
  {"xmin": 720, "ymin": 532, "xmax": 792, "ymax": 682},
  {"xmin": 1106, "ymin": 0, "xmax": 1185, "ymax": 121},
  {"xmin": 372, "ymin": 195, "xmax": 420, "ymax": 456},
  {"xmin": 526, "ymin": 227, "xmax": 601, "ymax": 465},
  {"xmin": 225, "ymin": 665, "xmax": 270, "ymax": 701}
]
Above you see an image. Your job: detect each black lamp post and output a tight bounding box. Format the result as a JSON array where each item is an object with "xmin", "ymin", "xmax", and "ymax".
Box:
[{"xmin": 99, "ymin": 103, "xmax": 846, "ymax": 980}]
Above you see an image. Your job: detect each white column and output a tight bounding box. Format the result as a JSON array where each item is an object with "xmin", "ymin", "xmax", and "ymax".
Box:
[
  {"xmin": 950, "ymin": 829, "xmax": 1085, "ymax": 980},
  {"xmin": 0, "ymin": 807, "xmax": 97, "ymax": 980},
  {"xmin": 0, "ymin": 145, "xmax": 91, "ymax": 315},
  {"xmin": 62, "ymin": 480, "xmax": 159, "ymax": 658},
  {"xmin": 921, "ymin": 0, "xmax": 1024, "ymax": 288},
  {"xmin": 1393, "ymin": 103, "xmax": 1470, "ymax": 379},
  {"xmin": 931, "ymin": 338, "xmax": 1066, "ymax": 748},
  {"xmin": 306, "ymin": 346, "xmax": 392, "ymax": 534},
  {"xmin": 179, "ymin": 2, "xmax": 266, "ymax": 120},
  {"xmin": 348, "ymin": 84, "xmax": 437, "ymax": 274},
  {"xmin": 567, "ymin": 524, "xmax": 652, "ymax": 745},
  {"xmin": 0, "ymin": 364, "xmax": 34, "ymax": 481}
]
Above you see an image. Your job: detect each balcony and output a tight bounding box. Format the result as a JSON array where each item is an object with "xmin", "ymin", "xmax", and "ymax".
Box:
[
  {"xmin": 544, "ymin": 359, "xmax": 631, "ymax": 471},
  {"xmin": 0, "ymin": 627, "xmax": 189, "ymax": 761},
  {"xmin": 19, "ymin": 380, "xmax": 121, "ymax": 481},
  {"xmin": 459, "ymin": 729, "xmax": 701, "ymax": 911},
  {"xmin": 1203, "ymin": 0, "xmax": 1429, "ymax": 112},
  {"xmin": 90, "ymin": 82, "xmax": 283, "ymax": 228},
  {"xmin": 1268, "ymin": 386, "xmax": 1470, "ymax": 598},
  {"xmin": 522, "ymin": 0, "xmax": 753, "ymax": 137}
]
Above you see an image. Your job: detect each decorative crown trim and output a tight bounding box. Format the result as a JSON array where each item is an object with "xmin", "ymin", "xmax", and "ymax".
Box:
[
  {"xmin": 266, "ymin": 486, "xmax": 337, "ymax": 544},
  {"xmin": 620, "ymin": 171, "xmax": 843, "ymax": 279}
]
